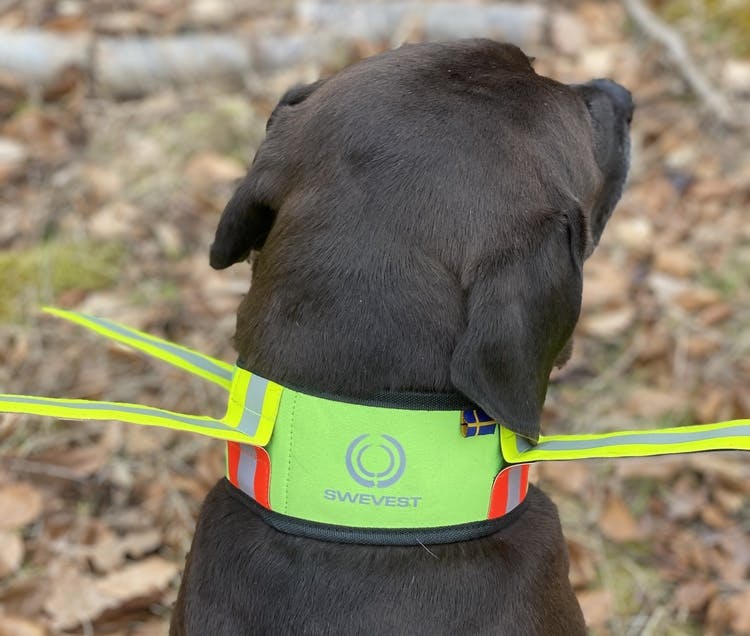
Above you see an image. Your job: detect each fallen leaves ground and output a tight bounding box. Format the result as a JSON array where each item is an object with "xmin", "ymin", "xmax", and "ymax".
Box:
[{"xmin": 0, "ymin": 1, "xmax": 748, "ymax": 634}]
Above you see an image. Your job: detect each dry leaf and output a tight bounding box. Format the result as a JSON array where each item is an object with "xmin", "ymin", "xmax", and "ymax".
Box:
[
  {"xmin": 691, "ymin": 177, "xmax": 738, "ymax": 201},
  {"xmin": 32, "ymin": 427, "xmax": 121, "ymax": 478},
  {"xmin": 635, "ymin": 325, "xmax": 673, "ymax": 363},
  {"xmin": 36, "ymin": 444, "xmax": 110, "ymax": 479},
  {"xmin": 685, "ymin": 334, "xmax": 720, "ymax": 358},
  {"xmin": 96, "ymin": 556, "xmax": 178, "ymax": 598},
  {"xmin": 616, "ymin": 454, "xmax": 688, "ymax": 480},
  {"xmin": 45, "ymin": 557, "xmax": 178, "ymax": 630},
  {"xmin": 89, "ymin": 529, "xmax": 163, "ymax": 573},
  {"xmin": 154, "ymin": 222, "xmax": 183, "ymax": 254},
  {"xmin": 43, "ymin": 565, "xmax": 109, "ymax": 630},
  {"xmin": 124, "ymin": 426, "xmax": 169, "ymax": 455},
  {"xmin": 713, "ymin": 487, "xmax": 746, "ymax": 515},
  {"xmin": 649, "ymin": 272, "xmax": 690, "ymax": 304},
  {"xmin": 0, "ymin": 531, "xmax": 24, "ymax": 578},
  {"xmin": 567, "ymin": 539, "xmax": 598, "ymax": 588},
  {"xmin": 667, "ymin": 476, "xmax": 706, "ymax": 521},
  {"xmin": 536, "ymin": 461, "xmax": 590, "ymax": 495},
  {"xmin": 82, "ymin": 164, "xmax": 122, "ymax": 202},
  {"xmin": 129, "ymin": 621, "xmax": 170, "ymax": 636},
  {"xmin": 697, "ymin": 303, "xmax": 733, "ymax": 326},
  {"xmin": 723, "ymin": 60, "xmax": 750, "ymax": 94},
  {"xmin": 727, "ymin": 589, "xmax": 750, "ymax": 635},
  {"xmin": 0, "ymin": 483, "xmax": 43, "ymax": 530},
  {"xmin": 581, "ymin": 258, "xmax": 630, "ymax": 310},
  {"xmin": 694, "ymin": 387, "xmax": 730, "ymax": 423},
  {"xmin": 581, "ymin": 306, "xmax": 635, "ymax": 338},
  {"xmin": 612, "ymin": 216, "xmax": 654, "ymax": 253},
  {"xmin": 625, "ymin": 387, "xmax": 686, "ymax": 419},
  {"xmin": 0, "ymin": 614, "xmax": 47, "ymax": 636},
  {"xmin": 654, "ymin": 248, "xmax": 696, "ymax": 278},
  {"xmin": 88, "ymin": 201, "xmax": 144, "ymax": 240},
  {"xmin": 577, "ymin": 588, "xmax": 612, "ymax": 628},
  {"xmin": 185, "ymin": 151, "xmax": 245, "ymax": 190},
  {"xmin": 675, "ymin": 286, "xmax": 721, "ymax": 311},
  {"xmin": 688, "ymin": 455, "xmax": 749, "ymax": 487},
  {"xmin": 700, "ymin": 504, "xmax": 729, "ymax": 529},
  {"xmin": 673, "ymin": 579, "xmax": 718, "ymax": 614},
  {"xmin": 599, "ymin": 493, "xmax": 641, "ymax": 542},
  {"xmin": 706, "ymin": 594, "xmax": 734, "ymax": 636},
  {"xmin": 0, "ymin": 137, "xmax": 28, "ymax": 182},
  {"xmin": 3, "ymin": 109, "xmax": 70, "ymax": 162}
]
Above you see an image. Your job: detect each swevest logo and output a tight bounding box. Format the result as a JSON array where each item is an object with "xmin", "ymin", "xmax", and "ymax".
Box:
[
  {"xmin": 344, "ymin": 433, "xmax": 406, "ymax": 488},
  {"xmin": 322, "ymin": 434, "xmax": 421, "ymax": 508}
]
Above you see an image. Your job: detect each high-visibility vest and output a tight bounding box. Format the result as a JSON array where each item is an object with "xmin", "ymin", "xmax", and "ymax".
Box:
[{"xmin": 1, "ymin": 309, "xmax": 748, "ymax": 532}]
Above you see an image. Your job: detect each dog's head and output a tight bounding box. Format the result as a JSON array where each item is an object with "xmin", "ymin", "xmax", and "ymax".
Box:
[{"xmin": 210, "ymin": 40, "xmax": 633, "ymax": 442}]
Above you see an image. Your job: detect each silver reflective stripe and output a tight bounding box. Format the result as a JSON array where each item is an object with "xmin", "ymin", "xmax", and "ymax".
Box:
[
  {"xmin": 246, "ymin": 373, "xmax": 268, "ymax": 414},
  {"xmin": 515, "ymin": 436, "xmax": 534, "ymax": 453},
  {"xmin": 534, "ymin": 425, "xmax": 750, "ymax": 452},
  {"xmin": 237, "ymin": 445, "xmax": 258, "ymax": 499},
  {"xmin": 1, "ymin": 395, "xmax": 230, "ymax": 432},
  {"xmin": 79, "ymin": 314, "xmax": 232, "ymax": 384},
  {"xmin": 506, "ymin": 465, "xmax": 523, "ymax": 511},
  {"xmin": 235, "ymin": 374, "xmax": 270, "ymax": 437}
]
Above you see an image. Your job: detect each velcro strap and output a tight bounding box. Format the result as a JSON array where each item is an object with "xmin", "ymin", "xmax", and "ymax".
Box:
[{"xmin": 500, "ymin": 420, "xmax": 750, "ymax": 463}]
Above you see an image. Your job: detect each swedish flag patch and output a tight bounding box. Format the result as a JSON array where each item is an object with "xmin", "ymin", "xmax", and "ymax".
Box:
[{"xmin": 461, "ymin": 408, "xmax": 497, "ymax": 437}]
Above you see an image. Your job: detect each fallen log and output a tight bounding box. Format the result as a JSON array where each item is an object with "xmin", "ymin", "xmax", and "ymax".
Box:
[{"xmin": 0, "ymin": 2, "xmax": 566, "ymax": 99}]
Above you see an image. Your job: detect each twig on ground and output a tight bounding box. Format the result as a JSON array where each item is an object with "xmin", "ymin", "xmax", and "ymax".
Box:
[
  {"xmin": 621, "ymin": 0, "xmax": 740, "ymax": 129},
  {"xmin": 0, "ymin": 456, "xmax": 87, "ymax": 481}
]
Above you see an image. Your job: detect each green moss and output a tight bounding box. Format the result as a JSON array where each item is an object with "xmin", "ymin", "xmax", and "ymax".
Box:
[
  {"xmin": 143, "ymin": 96, "xmax": 264, "ymax": 162},
  {"xmin": 697, "ymin": 244, "xmax": 750, "ymax": 297},
  {"xmin": 130, "ymin": 279, "xmax": 180, "ymax": 305},
  {"xmin": 0, "ymin": 240, "xmax": 124, "ymax": 321},
  {"xmin": 653, "ymin": 0, "xmax": 750, "ymax": 56}
]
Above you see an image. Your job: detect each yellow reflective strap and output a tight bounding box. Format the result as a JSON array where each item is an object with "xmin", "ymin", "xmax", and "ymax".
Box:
[
  {"xmin": 2, "ymin": 312, "xmax": 280, "ymax": 445},
  {"xmin": 43, "ymin": 307, "xmax": 233, "ymax": 390},
  {"xmin": 5, "ymin": 308, "xmax": 747, "ymax": 463},
  {"xmin": 0, "ymin": 368, "xmax": 283, "ymax": 445},
  {"xmin": 0, "ymin": 394, "xmax": 258, "ymax": 444},
  {"xmin": 500, "ymin": 419, "xmax": 750, "ymax": 463},
  {"xmin": 221, "ymin": 367, "xmax": 281, "ymax": 446}
]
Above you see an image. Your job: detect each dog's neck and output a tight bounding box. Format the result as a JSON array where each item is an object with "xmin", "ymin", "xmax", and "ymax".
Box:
[{"xmin": 224, "ymin": 364, "xmax": 531, "ymax": 544}]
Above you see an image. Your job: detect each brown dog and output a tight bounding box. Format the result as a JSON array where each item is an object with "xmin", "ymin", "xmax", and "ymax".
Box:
[{"xmin": 171, "ymin": 39, "xmax": 633, "ymax": 635}]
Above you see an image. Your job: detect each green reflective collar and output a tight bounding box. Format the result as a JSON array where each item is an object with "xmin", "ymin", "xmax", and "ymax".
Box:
[
  {"xmin": 224, "ymin": 384, "xmax": 518, "ymax": 529},
  {"xmin": 1, "ymin": 308, "xmax": 749, "ymax": 537}
]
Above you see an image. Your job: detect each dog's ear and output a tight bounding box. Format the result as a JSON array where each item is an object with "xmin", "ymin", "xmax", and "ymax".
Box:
[
  {"xmin": 209, "ymin": 175, "xmax": 276, "ymax": 269},
  {"xmin": 265, "ymin": 79, "xmax": 326, "ymax": 131},
  {"xmin": 572, "ymin": 79, "xmax": 633, "ymax": 252},
  {"xmin": 209, "ymin": 80, "xmax": 325, "ymax": 270},
  {"xmin": 450, "ymin": 210, "xmax": 585, "ymax": 443}
]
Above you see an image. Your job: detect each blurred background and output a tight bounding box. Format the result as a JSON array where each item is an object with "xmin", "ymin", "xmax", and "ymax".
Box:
[{"xmin": 0, "ymin": 1, "xmax": 748, "ymax": 634}]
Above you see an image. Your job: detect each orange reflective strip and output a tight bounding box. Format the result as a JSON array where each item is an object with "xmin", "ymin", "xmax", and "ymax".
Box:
[
  {"xmin": 227, "ymin": 441, "xmax": 241, "ymax": 487},
  {"xmin": 487, "ymin": 464, "xmax": 530, "ymax": 519},
  {"xmin": 253, "ymin": 447, "xmax": 271, "ymax": 509},
  {"xmin": 231, "ymin": 443, "xmax": 272, "ymax": 509}
]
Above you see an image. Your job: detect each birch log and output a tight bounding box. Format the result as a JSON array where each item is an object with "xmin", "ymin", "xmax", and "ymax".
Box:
[{"xmin": 0, "ymin": 2, "xmax": 568, "ymax": 98}]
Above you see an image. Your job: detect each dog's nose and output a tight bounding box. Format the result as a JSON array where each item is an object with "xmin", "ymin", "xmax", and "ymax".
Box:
[{"xmin": 589, "ymin": 79, "xmax": 634, "ymax": 122}]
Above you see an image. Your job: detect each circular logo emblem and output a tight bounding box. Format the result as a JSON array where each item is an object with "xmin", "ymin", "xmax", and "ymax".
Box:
[{"xmin": 345, "ymin": 434, "xmax": 406, "ymax": 488}]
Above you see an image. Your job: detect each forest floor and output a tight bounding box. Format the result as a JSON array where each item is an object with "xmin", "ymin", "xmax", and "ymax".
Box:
[{"xmin": 0, "ymin": 1, "xmax": 748, "ymax": 634}]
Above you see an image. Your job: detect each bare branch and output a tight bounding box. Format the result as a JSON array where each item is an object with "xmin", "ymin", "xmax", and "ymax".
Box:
[{"xmin": 622, "ymin": 0, "xmax": 740, "ymax": 128}]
